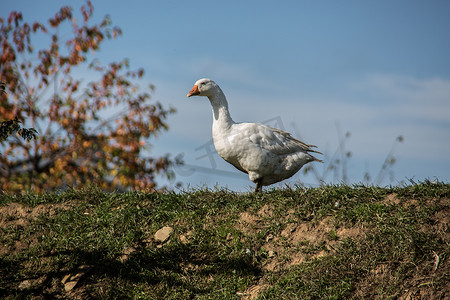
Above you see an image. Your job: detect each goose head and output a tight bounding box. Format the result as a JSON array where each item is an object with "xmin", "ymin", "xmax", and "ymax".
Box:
[{"xmin": 186, "ymin": 78, "xmax": 218, "ymax": 98}]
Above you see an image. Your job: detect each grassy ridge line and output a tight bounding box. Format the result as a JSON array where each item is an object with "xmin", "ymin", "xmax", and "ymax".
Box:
[{"xmin": 0, "ymin": 181, "xmax": 449, "ymax": 299}]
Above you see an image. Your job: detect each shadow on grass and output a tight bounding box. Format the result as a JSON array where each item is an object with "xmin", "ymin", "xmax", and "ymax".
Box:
[{"xmin": 1, "ymin": 242, "xmax": 262, "ymax": 298}]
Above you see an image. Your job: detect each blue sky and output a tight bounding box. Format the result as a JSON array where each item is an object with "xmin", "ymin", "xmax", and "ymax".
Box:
[{"xmin": 3, "ymin": 1, "xmax": 450, "ymax": 191}]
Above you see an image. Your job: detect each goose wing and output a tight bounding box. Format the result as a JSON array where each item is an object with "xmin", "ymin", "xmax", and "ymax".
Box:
[{"xmin": 244, "ymin": 123, "xmax": 322, "ymax": 156}]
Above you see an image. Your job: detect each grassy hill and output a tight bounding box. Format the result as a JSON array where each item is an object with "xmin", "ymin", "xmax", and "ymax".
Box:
[{"xmin": 0, "ymin": 181, "xmax": 448, "ymax": 299}]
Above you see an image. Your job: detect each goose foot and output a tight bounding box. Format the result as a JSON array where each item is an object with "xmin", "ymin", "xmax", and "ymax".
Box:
[{"xmin": 254, "ymin": 179, "xmax": 263, "ymax": 193}]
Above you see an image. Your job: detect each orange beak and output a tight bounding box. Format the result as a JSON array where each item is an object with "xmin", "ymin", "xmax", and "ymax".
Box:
[{"xmin": 186, "ymin": 85, "xmax": 200, "ymax": 97}]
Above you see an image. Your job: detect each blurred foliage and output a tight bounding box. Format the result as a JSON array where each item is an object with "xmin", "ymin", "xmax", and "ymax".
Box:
[
  {"xmin": 1, "ymin": 82, "xmax": 38, "ymax": 142},
  {"xmin": 0, "ymin": 1, "xmax": 177, "ymax": 192},
  {"xmin": 303, "ymin": 123, "xmax": 404, "ymax": 186},
  {"xmin": 0, "ymin": 116, "xmax": 38, "ymax": 142}
]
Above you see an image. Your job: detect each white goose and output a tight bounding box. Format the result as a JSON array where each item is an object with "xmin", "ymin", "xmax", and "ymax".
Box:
[{"xmin": 187, "ymin": 78, "xmax": 322, "ymax": 192}]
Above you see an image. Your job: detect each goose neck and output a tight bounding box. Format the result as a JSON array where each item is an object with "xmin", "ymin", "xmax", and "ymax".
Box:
[{"xmin": 208, "ymin": 88, "xmax": 234, "ymax": 127}]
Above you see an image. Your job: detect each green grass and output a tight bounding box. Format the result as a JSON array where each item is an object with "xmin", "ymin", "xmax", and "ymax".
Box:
[{"xmin": 0, "ymin": 181, "xmax": 448, "ymax": 299}]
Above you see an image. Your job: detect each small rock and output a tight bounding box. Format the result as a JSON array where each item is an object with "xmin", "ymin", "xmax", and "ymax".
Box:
[
  {"xmin": 18, "ymin": 280, "xmax": 33, "ymax": 290},
  {"xmin": 265, "ymin": 234, "xmax": 274, "ymax": 242},
  {"xmin": 180, "ymin": 231, "xmax": 193, "ymax": 244},
  {"xmin": 18, "ymin": 277, "xmax": 46, "ymax": 290},
  {"xmin": 64, "ymin": 272, "xmax": 85, "ymax": 291},
  {"xmin": 179, "ymin": 235, "xmax": 189, "ymax": 244},
  {"xmin": 268, "ymin": 250, "xmax": 276, "ymax": 258},
  {"xmin": 179, "ymin": 235, "xmax": 187, "ymax": 243},
  {"xmin": 61, "ymin": 265, "xmax": 91, "ymax": 292},
  {"xmin": 154, "ymin": 226, "xmax": 173, "ymax": 243},
  {"xmin": 61, "ymin": 274, "xmax": 71, "ymax": 284},
  {"xmin": 119, "ymin": 246, "xmax": 136, "ymax": 262},
  {"xmin": 64, "ymin": 280, "xmax": 78, "ymax": 292}
]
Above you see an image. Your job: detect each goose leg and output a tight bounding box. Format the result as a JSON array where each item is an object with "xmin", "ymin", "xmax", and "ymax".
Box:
[{"xmin": 254, "ymin": 179, "xmax": 263, "ymax": 193}]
